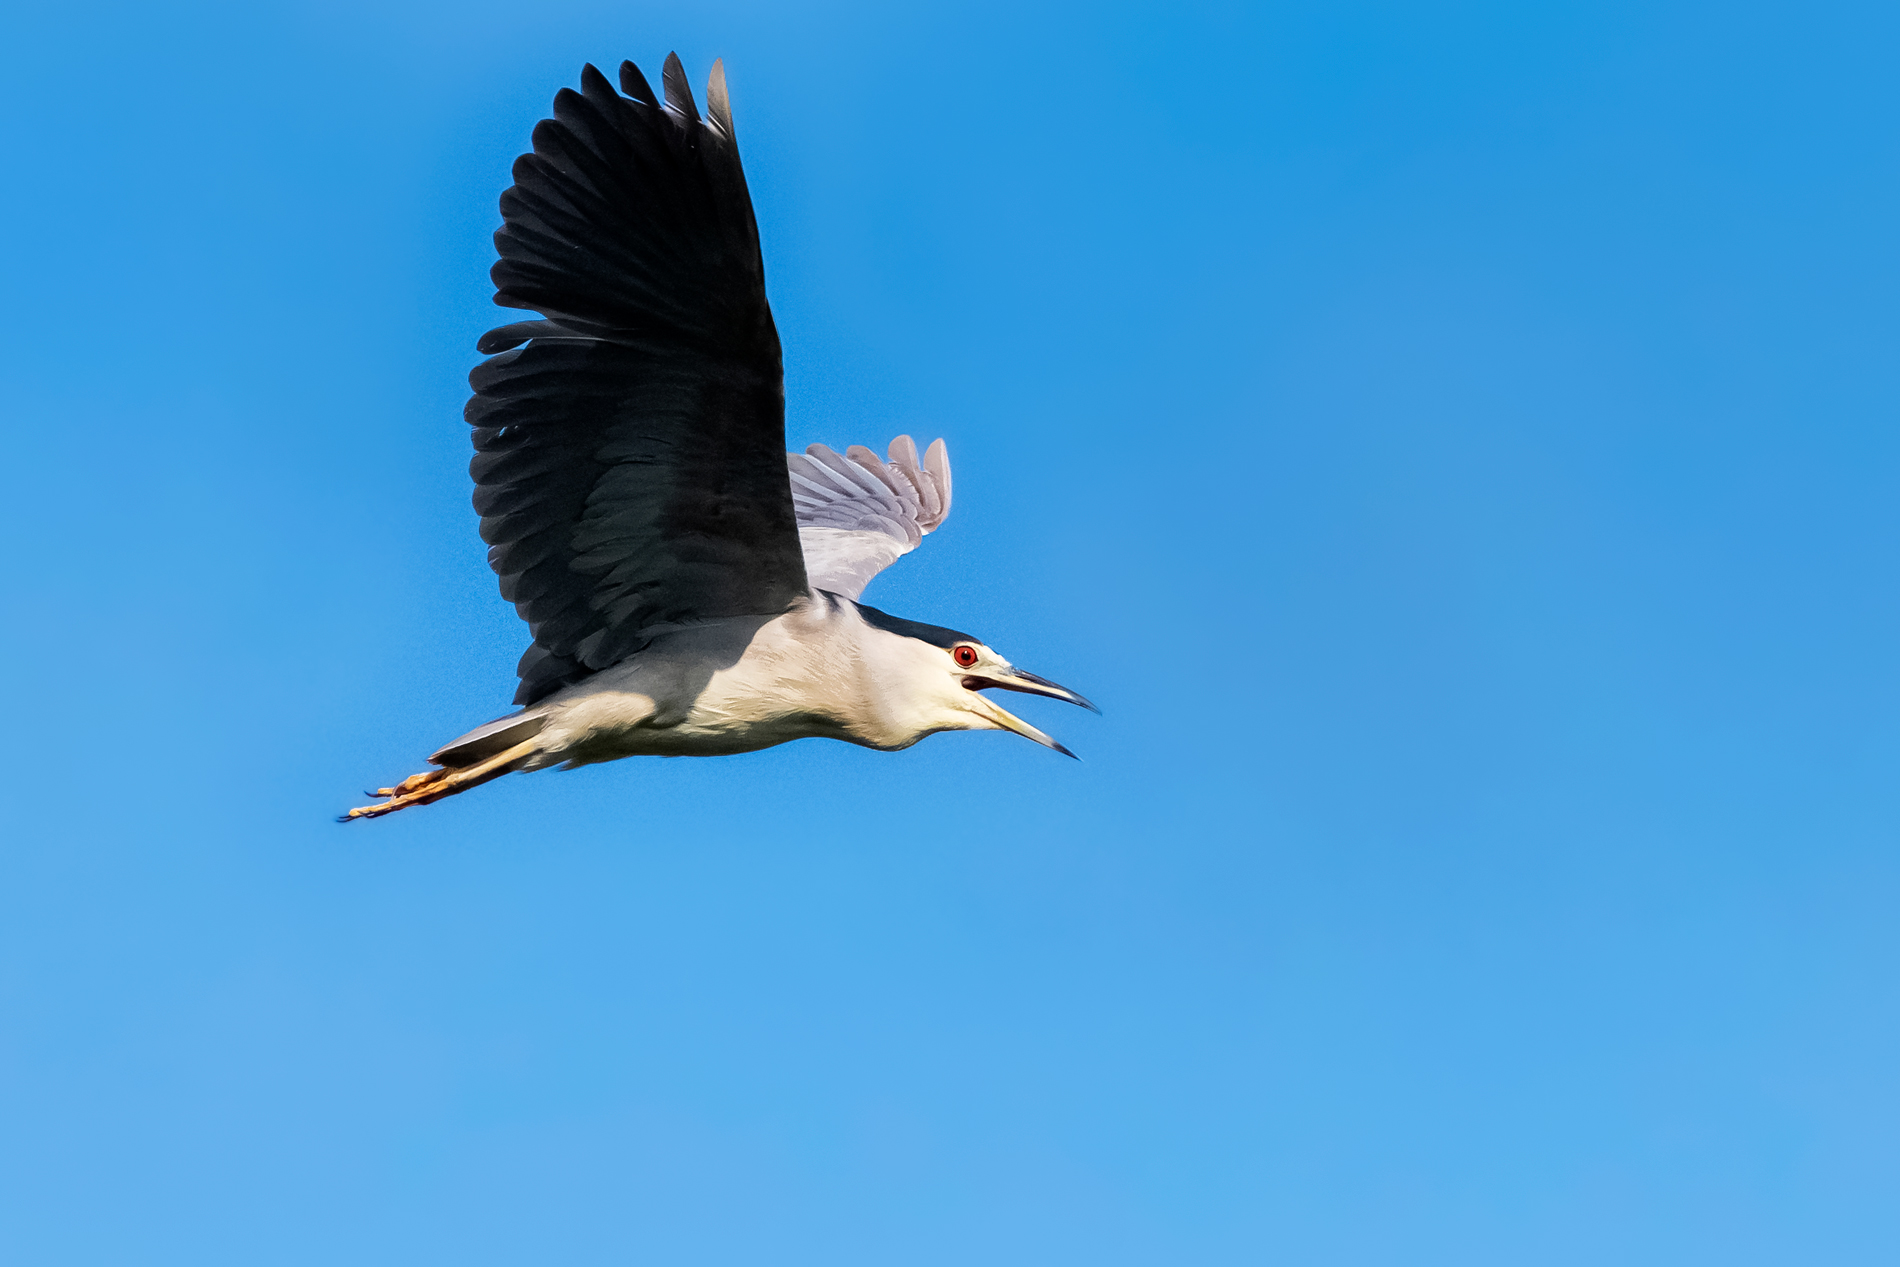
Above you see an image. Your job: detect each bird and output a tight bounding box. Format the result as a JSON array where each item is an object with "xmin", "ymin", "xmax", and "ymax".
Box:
[{"xmin": 343, "ymin": 54, "xmax": 1095, "ymax": 821}]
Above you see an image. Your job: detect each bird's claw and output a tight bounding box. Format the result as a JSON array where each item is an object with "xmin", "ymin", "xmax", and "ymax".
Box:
[
  {"xmin": 342, "ymin": 768, "xmax": 451, "ymax": 820},
  {"xmin": 338, "ymin": 739, "xmax": 541, "ymax": 823}
]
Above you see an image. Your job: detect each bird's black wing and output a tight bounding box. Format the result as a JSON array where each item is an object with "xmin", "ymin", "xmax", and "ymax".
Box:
[{"xmin": 467, "ymin": 55, "xmax": 808, "ymax": 705}]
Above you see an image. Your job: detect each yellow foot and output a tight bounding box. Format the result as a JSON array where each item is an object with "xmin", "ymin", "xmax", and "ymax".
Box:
[
  {"xmin": 340, "ymin": 738, "xmax": 541, "ymax": 822},
  {"xmin": 370, "ymin": 768, "xmax": 450, "ymax": 798},
  {"xmin": 339, "ymin": 781, "xmax": 449, "ymax": 821}
]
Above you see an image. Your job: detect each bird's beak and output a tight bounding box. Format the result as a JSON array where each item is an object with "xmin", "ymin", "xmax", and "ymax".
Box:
[
  {"xmin": 973, "ymin": 694, "xmax": 1078, "ymax": 758},
  {"xmin": 966, "ymin": 667, "xmax": 1097, "ymax": 759},
  {"xmin": 966, "ymin": 668, "xmax": 1100, "ymax": 714}
]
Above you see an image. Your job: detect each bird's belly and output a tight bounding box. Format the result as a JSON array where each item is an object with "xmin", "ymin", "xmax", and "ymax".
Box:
[
  {"xmin": 548, "ymin": 688, "xmax": 854, "ymax": 764},
  {"xmin": 632, "ymin": 707, "xmax": 851, "ymax": 757}
]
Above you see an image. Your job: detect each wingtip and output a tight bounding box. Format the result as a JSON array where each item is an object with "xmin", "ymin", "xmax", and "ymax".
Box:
[
  {"xmin": 924, "ymin": 437, "xmax": 952, "ymax": 520},
  {"xmin": 661, "ymin": 51, "xmax": 700, "ymax": 121},
  {"xmin": 707, "ymin": 58, "xmax": 733, "ymax": 136},
  {"xmin": 619, "ymin": 59, "xmax": 656, "ymax": 106},
  {"xmin": 881, "ymin": 434, "xmax": 948, "ymax": 530},
  {"xmin": 578, "ymin": 61, "xmax": 614, "ymax": 101}
]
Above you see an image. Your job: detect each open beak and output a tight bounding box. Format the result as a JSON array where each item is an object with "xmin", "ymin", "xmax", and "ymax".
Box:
[
  {"xmin": 966, "ymin": 668, "xmax": 1100, "ymax": 714},
  {"xmin": 966, "ymin": 667, "xmax": 1098, "ymax": 759}
]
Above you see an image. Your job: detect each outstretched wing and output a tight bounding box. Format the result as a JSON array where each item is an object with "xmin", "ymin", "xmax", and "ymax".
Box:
[
  {"xmin": 467, "ymin": 56, "xmax": 808, "ymax": 705},
  {"xmin": 789, "ymin": 436, "xmax": 952, "ymax": 599}
]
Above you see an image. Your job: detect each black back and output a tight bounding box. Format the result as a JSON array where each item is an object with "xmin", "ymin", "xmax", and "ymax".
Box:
[
  {"xmin": 467, "ymin": 57, "xmax": 809, "ymax": 705},
  {"xmin": 852, "ymin": 600, "xmax": 979, "ymax": 650}
]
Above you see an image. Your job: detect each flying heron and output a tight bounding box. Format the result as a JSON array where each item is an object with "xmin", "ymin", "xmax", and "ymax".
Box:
[{"xmin": 343, "ymin": 55, "xmax": 1095, "ymax": 821}]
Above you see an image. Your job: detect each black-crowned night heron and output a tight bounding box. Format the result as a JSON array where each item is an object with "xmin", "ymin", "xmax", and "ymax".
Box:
[{"xmin": 345, "ymin": 54, "xmax": 1095, "ymax": 821}]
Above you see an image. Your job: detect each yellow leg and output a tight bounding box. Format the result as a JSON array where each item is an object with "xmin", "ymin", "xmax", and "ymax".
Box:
[
  {"xmin": 372, "ymin": 768, "xmax": 450, "ymax": 798},
  {"xmin": 341, "ymin": 738, "xmax": 542, "ymax": 821}
]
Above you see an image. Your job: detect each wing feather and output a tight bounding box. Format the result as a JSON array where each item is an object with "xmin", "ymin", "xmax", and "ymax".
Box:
[
  {"xmin": 469, "ymin": 57, "xmax": 808, "ymax": 705},
  {"xmin": 790, "ymin": 436, "xmax": 953, "ymax": 598}
]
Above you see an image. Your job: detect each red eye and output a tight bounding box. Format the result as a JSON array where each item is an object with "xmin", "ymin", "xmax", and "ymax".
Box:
[{"xmin": 953, "ymin": 644, "xmax": 979, "ymax": 669}]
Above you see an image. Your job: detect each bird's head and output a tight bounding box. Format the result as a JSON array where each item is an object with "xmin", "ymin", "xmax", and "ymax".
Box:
[{"xmin": 852, "ymin": 601, "xmax": 1098, "ymax": 755}]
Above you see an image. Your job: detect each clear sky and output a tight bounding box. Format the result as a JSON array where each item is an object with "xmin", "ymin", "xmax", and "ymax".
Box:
[{"xmin": 4, "ymin": 0, "xmax": 1898, "ymax": 1262}]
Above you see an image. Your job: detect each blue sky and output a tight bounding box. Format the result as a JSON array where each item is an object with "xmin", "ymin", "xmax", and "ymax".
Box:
[{"xmin": 4, "ymin": 0, "xmax": 1899, "ymax": 1262}]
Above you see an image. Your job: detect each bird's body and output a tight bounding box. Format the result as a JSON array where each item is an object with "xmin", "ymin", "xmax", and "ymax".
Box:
[
  {"xmin": 345, "ymin": 54, "xmax": 1091, "ymax": 820},
  {"xmin": 451, "ymin": 593, "xmax": 1068, "ymax": 769}
]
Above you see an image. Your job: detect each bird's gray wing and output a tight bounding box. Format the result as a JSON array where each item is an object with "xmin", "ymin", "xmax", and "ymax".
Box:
[
  {"xmin": 468, "ymin": 56, "xmax": 808, "ymax": 705},
  {"xmin": 789, "ymin": 436, "xmax": 952, "ymax": 599}
]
